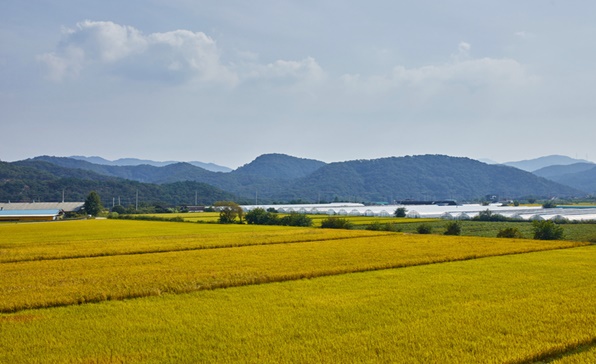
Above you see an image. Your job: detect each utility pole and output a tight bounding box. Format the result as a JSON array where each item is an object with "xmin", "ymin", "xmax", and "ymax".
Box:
[
  {"xmin": 135, "ymin": 190, "xmax": 138, "ymax": 211},
  {"xmin": 195, "ymin": 190, "xmax": 198, "ymax": 206}
]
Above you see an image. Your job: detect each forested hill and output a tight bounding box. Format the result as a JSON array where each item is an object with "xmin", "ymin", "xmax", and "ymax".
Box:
[
  {"xmin": 233, "ymin": 153, "xmax": 326, "ymax": 180},
  {"xmin": 280, "ymin": 155, "xmax": 583, "ymax": 202},
  {"xmin": 4, "ymin": 154, "xmax": 585, "ymax": 205},
  {"xmin": 0, "ymin": 161, "xmax": 238, "ymax": 206}
]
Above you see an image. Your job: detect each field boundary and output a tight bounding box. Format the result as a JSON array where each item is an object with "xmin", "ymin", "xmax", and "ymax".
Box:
[
  {"xmin": 0, "ymin": 233, "xmax": 389, "ymax": 264},
  {"xmin": 509, "ymin": 336, "xmax": 596, "ymax": 363}
]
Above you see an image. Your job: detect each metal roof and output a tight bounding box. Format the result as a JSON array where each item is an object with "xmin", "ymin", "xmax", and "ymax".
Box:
[
  {"xmin": 0, "ymin": 209, "xmax": 62, "ymax": 217},
  {"xmin": 0, "ymin": 202, "xmax": 84, "ymax": 212}
]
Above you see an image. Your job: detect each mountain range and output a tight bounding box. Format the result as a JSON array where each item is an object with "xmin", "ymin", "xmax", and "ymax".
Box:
[
  {"xmin": 70, "ymin": 156, "xmax": 232, "ymax": 173},
  {"xmin": 1, "ymin": 154, "xmax": 589, "ymax": 206}
]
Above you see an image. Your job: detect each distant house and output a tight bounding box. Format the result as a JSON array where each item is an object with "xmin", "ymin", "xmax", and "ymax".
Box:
[
  {"xmin": 186, "ymin": 206, "xmax": 205, "ymax": 212},
  {"xmin": 0, "ymin": 209, "xmax": 63, "ymax": 222}
]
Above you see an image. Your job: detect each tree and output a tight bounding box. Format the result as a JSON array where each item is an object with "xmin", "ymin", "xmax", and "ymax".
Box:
[
  {"xmin": 497, "ymin": 227, "xmax": 523, "ymax": 238},
  {"xmin": 320, "ymin": 217, "xmax": 353, "ymax": 229},
  {"xmin": 214, "ymin": 201, "xmax": 244, "ymax": 224},
  {"xmin": 84, "ymin": 191, "xmax": 103, "ymax": 216},
  {"xmin": 279, "ymin": 213, "xmax": 313, "ymax": 227},
  {"xmin": 245, "ymin": 208, "xmax": 279, "ymax": 225},
  {"xmin": 532, "ymin": 220, "xmax": 564, "ymax": 240},
  {"xmin": 444, "ymin": 221, "xmax": 462, "ymax": 236},
  {"xmin": 394, "ymin": 207, "xmax": 407, "ymax": 218},
  {"xmin": 416, "ymin": 223, "xmax": 432, "ymax": 234}
]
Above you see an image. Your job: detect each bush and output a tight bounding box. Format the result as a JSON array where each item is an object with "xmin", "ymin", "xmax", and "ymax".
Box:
[
  {"xmin": 279, "ymin": 213, "xmax": 313, "ymax": 227},
  {"xmin": 532, "ymin": 220, "xmax": 564, "ymax": 240},
  {"xmin": 444, "ymin": 221, "xmax": 461, "ymax": 236},
  {"xmin": 394, "ymin": 207, "xmax": 407, "ymax": 218},
  {"xmin": 416, "ymin": 223, "xmax": 432, "ymax": 234},
  {"xmin": 321, "ymin": 217, "xmax": 354, "ymax": 229},
  {"xmin": 473, "ymin": 209, "xmax": 508, "ymax": 222},
  {"xmin": 366, "ymin": 222, "xmax": 402, "ymax": 232},
  {"xmin": 245, "ymin": 208, "xmax": 279, "ymax": 225},
  {"xmin": 542, "ymin": 201, "xmax": 557, "ymax": 208},
  {"xmin": 497, "ymin": 227, "xmax": 523, "ymax": 238}
]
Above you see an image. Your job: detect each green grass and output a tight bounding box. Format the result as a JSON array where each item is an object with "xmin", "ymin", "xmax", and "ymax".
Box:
[{"xmin": 1, "ymin": 246, "xmax": 594, "ymax": 363}]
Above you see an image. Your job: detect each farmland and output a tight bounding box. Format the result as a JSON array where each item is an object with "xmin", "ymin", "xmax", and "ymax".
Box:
[{"xmin": 1, "ymin": 219, "xmax": 595, "ymax": 362}]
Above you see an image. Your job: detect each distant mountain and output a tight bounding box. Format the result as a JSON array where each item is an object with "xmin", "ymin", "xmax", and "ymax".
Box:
[
  {"xmin": 504, "ymin": 155, "xmax": 592, "ymax": 172},
  {"xmin": 281, "ymin": 155, "xmax": 581, "ymax": 202},
  {"xmin": 533, "ymin": 163, "xmax": 596, "ymax": 194},
  {"xmin": 234, "ymin": 154, "xmax": 326, "ymax": 180},
  {"xmin": 0, "ymin": 160, "xmax": 237, "ymax": 205},
  {"xmin": 477, "ymin": 158, "xmax": 498, "ymax": 165},
  {"xmin": 70, "ymin": 155, "xmax": 232, "ymax": 173},
  {"xmin": 9, "ymin": 154, "xmax": 585, "ymax": 204},
  {"xmin": 533, "ymin": 163, "xmax": 596, "ymax": 179}
]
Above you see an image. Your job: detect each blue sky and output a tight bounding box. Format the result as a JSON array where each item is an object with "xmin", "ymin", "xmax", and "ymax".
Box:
[{"xmin": 1, "ymin": 1, "xmax": 595, "ymax": 168}]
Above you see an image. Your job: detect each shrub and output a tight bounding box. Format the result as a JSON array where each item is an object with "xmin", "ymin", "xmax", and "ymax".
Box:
[
  {"xmin": 444, "ymin": 221, "xmax": 461, "ymax": 236},
  {"xmin": 321, "ymin": 217, "xmax": 354, "ymax": 229},
  {"xmin": 473, "ymin": 209, "xmax": 508, "ymax": 222},
  {"xmin": 416, "ymin": 223, "xmax": 432, "ymax": 234},
  {"xmin": 279, "ymin": 213, "xmax": 313, "ymax": 227},
  {"xmin": 394, "ymin": 207, "xmax": 407, "ymax": 218},
  {"xmin": 532, "ymin": 220, "xmax": 564, "ymax": 240},
  {"xmin": 245, "ymin": 208, "xmax": 279, "ymax": 225},
  {"xmin": 366, "ymin": 222, "xmax": 402, "ymax": 232},
  {"xmin": 497, "ymin": 227, "xmax": 523, "ymax": 239}
]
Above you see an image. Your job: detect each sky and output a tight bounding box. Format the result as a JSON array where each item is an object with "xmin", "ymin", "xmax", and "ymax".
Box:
[{"xmin": 1, "ymin": 0, "xmax": 595, "ymax": 169}]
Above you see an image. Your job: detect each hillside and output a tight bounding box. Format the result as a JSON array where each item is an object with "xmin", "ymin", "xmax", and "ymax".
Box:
[
  {"xmin": 282, "ymin": 155, "xmax": 582, "ymax": 202},
  {"xmin": 234, "ymin": 154, "xmax": 326, "ymax": 180},
  {"xmin": 536, "ymin": 166, "xmax": 596, "ymax": 195},
  {"xmin": 533, "ymin": 163, "xmax": 596, "ymax": 179},
  {"xmin": 8, "ymin": 154, "xmax": 585, "ymax": 204},
  {"xmin": 504, "ymin": 155, "xmax": 592, "ymax": 172},
  {"xmin": 70, "ymin": 155, "xmax": 232, "ymax": 172},
  {"xmin": 0, "ymin": 161, "xmax": 238, "ymax": 206}
]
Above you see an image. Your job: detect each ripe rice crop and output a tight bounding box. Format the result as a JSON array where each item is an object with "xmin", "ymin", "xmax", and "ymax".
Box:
[
  {"xmin": 0, "ymin": 219, "xmax": 386, "ymax": 263},
  {"xmin": 0, "ymin": 246, "xmax": 594, "ymax": 363},
  {"xmin": 0, "ymin": 228, "xmax": 583, "ymax": 312}
]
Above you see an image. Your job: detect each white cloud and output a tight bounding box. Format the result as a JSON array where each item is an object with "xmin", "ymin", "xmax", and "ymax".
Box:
[
  {"xmin": 38, "ymin": 20, "xmax": 237, "ymax": 85},
  {"xmin": 242, "ymin": 56, "xmax": 326, "ymax": 83},
  {"xmin": 37, "ymin": 20, "xmax": 327, "ymax": 88},
  {"xmin": 515, "ymin": 31, "xmax": 536, "ymax": 40},
  {"xmin": 341, "ymin": 43, "xmax": 537, "ymax": 96}
]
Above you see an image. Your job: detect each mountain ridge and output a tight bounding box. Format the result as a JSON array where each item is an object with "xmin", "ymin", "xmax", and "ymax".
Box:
[{"xmin": 7, "ymin": 153, "xmax": 584, "ymax": 204}]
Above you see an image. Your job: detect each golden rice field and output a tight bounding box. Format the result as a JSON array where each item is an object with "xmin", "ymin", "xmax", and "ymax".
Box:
[
  {"xmin": 0, "ymin": 219, "xmax": 385, "ymax": 262},
  {"xmin": 0, "ymin": 219, "xmax": 595, "ymax": 363}
]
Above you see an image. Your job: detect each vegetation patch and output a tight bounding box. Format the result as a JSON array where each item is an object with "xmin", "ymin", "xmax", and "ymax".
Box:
[{"xmin": 1, "ymin": 246, "xmax": 594, "ymax": 363}]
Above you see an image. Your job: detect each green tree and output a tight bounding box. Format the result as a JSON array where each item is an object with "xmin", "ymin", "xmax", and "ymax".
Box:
[
  {"xmin": 497, "ymin": 227, "xmax": 523, "ymax": 239},
  {"xmin": 83, "ymin": 191, "xmax": 103, "ymax": 216},
  {"xmin": 532, "ymin": 220, "xmax": 564, "ymax": 240},
  {"xmin": 416, "ymin": 223, "xmax": 432, "ymax": 234},
  {"xmin": 444, "ymin": 221, "xmax": 462, "ymax": 235},
  {"xmin": 214, "ymin": 201, "xmax": 244, "ymax": 224},
  {"xmin": 320, "ymin": 217, "xmax": 353, "ymax": 229},
  {"xmin": 279, "ymin": 213, "xmax": 313, "ymax": 227},
  {"xmin": 245, "ymin": 208, "xmax": 279, "ymax": 225},
  {"xmin": 394, "ymin": 207, "xmax": 407, "ymax": 218}
]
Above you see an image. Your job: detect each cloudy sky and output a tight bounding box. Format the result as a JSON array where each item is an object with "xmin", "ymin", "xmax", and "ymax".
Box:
[{"xmin": 1, "ymin": 1, "xmax": 595, "ymax": 168}]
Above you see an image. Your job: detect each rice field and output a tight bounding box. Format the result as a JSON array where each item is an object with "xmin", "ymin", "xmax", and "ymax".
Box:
[{"xmin": 1, "ymin": 219, "xmax": 594, "ymax": 363}]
